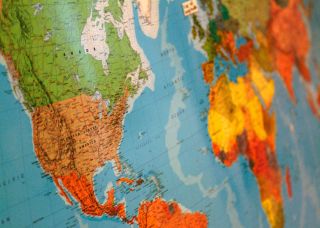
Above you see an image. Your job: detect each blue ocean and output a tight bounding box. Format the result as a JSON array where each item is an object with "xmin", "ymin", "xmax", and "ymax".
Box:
[{"xmin": 0, "ymin": 0, "xmax": 320, "ymax": 227}]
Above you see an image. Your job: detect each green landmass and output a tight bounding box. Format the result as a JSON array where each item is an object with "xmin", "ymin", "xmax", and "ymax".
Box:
[
  {"xmin": 98, "ymin": 22, "xmax": 141, "ymax": 105},
  {"xmin": 191, "ymin": 15, "xmax": 205, "ymax": 40},
  {"xmin": 202, "ymin": 37, "xmax": 218, "ymax": 61},
  {"xmin": 209, "ymin": 20, "xmax": 221, "ymax": 43},
  {"xmin": 139, "ymin": 68, "xmax": 148, "ymax": 80},
  {"xmin": 219, "ymin": 4, "xmax": 230, "ymax": 20},
  {"xmin": 105, "ymin": 0, "xmax": 123, "ymax": 22},
  {"xmin": 0, "ymin": 0, "xmax": 141, "ymax": 108}
]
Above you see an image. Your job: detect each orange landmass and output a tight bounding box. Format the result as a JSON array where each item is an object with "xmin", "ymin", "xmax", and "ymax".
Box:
[
  {"xmin": 220, "ymin": 31, "xmax": 237, "ymax": 61},
  {"xmin": 285, "ymin": 167, "xmax": 293, "ymax": 199},
  {"xmin": 217, "ymin": 32, "xmax": 253, "ymax": 63},
  {"xmin": 268, "ymin": 0, "xmax": 311, "ymax": 101},
  {"xmin": 268, "ymin": 0, "xmax": 320, "ymax": 118},
  {"xmin": 136, "ymin": 198, "xmax": 208, "ymax": 228},
  {"xmin": 237, "ymin": 40, "xmax": 253, "ymax": 62},
  {"xmin": 32, "ymin": 93, "xmax": 132, "ymax": 221},
  {"xmin": 246, "ymin": 131, "xmax": 284, "ymax": 228},
  {"xmin": 117, "ymin": 177, "xmax": 135, "ymax": 186},
  {"xmin": 212, "ymin": 143, "xmax": 238, "ymax": 167},
  {"xmin": 201, "ymin": 61, "xmax": 214, "ymax": 84},
  {"xmin": 56, "ymin": 171, "xmax": 128, "ymax": 220}
]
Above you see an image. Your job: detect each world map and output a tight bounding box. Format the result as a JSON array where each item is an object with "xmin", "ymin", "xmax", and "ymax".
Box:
[{"xmin": 0, "ymin": 0, "xmax": 320, "ymax": 227}]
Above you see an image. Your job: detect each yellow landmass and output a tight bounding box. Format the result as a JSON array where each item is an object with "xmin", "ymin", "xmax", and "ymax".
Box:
[
  {"xmin": 262, "ymin": 197, "xmax": 284, "ymax": 228},
  {"xmin": 208, "ymin": 75, "xmax": 245, "ymax": 153},
  {"xmin": 208, "ymin": 60, "xmax": 274, "ymax": 152},
  {"xmin": 249, "ymin": 57, "xmax": 275, "ymax": 109}
]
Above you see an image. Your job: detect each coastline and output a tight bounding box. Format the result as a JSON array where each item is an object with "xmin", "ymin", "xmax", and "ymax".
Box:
[
  {"xmin": 123, "ymin": 0, "xmax": 155, "ymax": 113},
  {"xmin": 136, "ymin": 0, "xmax": 160, "ymax": 39},
  {"xmin": 0, "ymin": 53, "xmax": 31, "ymax": 119},
  {"xmin": 0, "ymin": 52, "xmax": 75, "ymax": 206},
  {"xmin": 0, "ymin": 0, "xmax": 155, "ymax": 218},
  {"xmin": 187, "ymin": 5, "xmax": 208, "ymax": 58}
]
